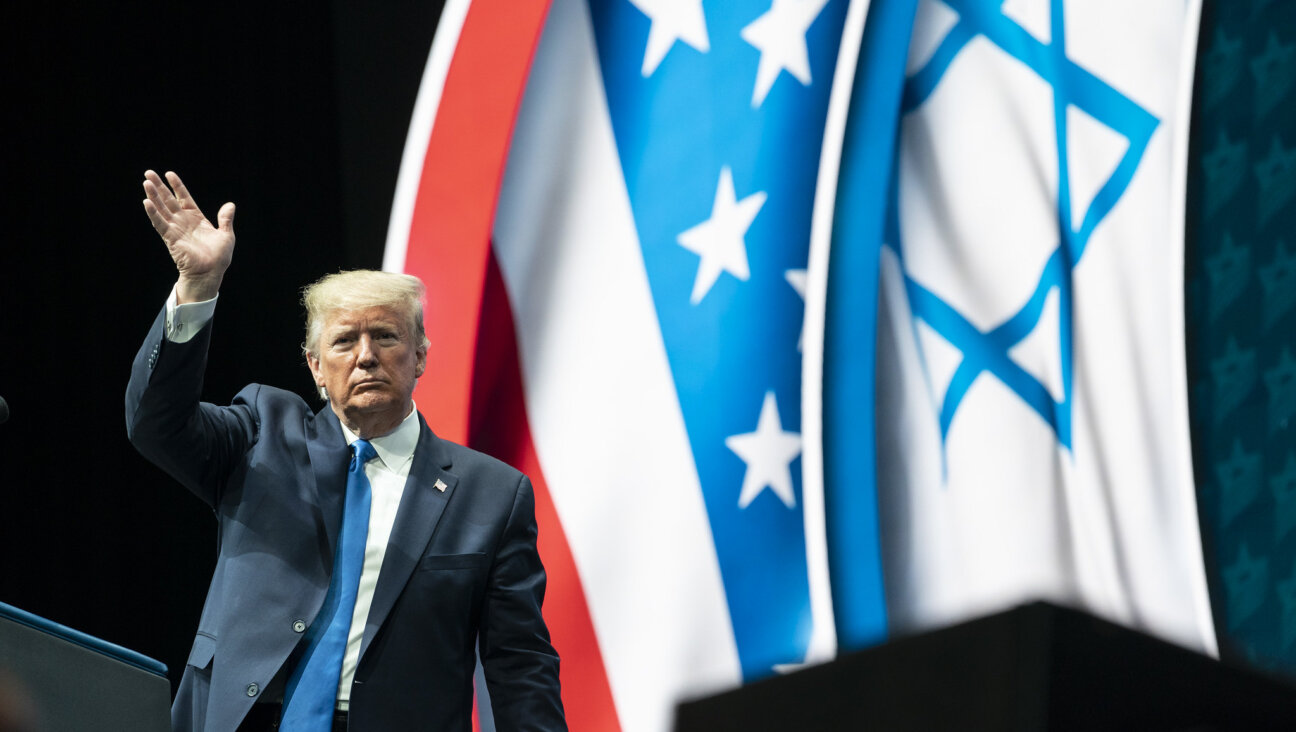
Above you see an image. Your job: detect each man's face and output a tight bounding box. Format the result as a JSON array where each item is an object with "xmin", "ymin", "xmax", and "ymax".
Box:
[{"xmin": 306, "ymin": 305, "xmax": 427, "ymax": 436}]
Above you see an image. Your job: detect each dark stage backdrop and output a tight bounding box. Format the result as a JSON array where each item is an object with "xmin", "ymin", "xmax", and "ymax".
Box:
[{"xmin": 0, "ymin": 2, "xmax": 443, "ymax": 688}]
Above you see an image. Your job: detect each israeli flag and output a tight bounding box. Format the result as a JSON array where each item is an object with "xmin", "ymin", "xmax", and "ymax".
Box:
[{"xmin": 824, "ymin": 0, "xmax": 1218, "ymax": 654}]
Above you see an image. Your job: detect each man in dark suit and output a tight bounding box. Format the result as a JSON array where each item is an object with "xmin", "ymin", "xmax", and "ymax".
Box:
[{"xmin": 126, "ymin": 171, "xmax": 565, "ymax": 732}]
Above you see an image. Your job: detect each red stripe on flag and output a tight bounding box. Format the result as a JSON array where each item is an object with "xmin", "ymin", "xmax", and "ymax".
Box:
[
  {"xmin": 397, "ymin": 0, "xmax": 621, "ymax": 728},
  {"xmin": 403, "ymin": 0, "xmax": 552, "ymax": 445},
  {"xmin": 470, "ymin": 251, "xmax": 623, "ymax": 732}
]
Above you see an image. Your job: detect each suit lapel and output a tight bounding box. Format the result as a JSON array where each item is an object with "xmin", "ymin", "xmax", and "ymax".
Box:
[
  {"xmin": 359, "ymin": 415, "xmax": 457, "ymax": 660},
  {"xmin": 305, "ymin": 406, "xmax": 349, "ymax": 562}
]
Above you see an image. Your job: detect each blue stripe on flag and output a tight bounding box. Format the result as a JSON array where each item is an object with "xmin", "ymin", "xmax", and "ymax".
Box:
[
  {"xmin": 586, "ymin": 0, "xmax": 848, "ymax": 678},
  {"xmin": 823, "ymin": 0, "xmax": 920, "ymax": 652}
]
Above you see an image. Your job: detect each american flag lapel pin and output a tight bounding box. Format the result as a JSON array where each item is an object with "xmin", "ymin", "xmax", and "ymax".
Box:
[{"xmin": 434, "ymin": 479, "xmax": 448, "ymax": 493}]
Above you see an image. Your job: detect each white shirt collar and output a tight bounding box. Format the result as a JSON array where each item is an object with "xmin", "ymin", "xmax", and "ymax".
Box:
[{"xmin": 337, "ymin": 402, "xmax": 420, "ymax": 473}]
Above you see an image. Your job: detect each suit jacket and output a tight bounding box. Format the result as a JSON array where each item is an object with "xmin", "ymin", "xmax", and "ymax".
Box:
[{"xmin": 125, "ymin": 309, "xmax": 565, "ymax": 731}]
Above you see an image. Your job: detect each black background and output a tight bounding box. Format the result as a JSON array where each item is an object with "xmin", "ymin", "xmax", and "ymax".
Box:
[{"xmin": 1, "ymin": 1, "xmax": 443, "ymax": 688}]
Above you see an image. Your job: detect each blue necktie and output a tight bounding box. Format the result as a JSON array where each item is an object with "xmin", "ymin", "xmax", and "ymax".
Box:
[{"xmin": 281, "ymin": 439, "xmax": 376, "ymax": 731}]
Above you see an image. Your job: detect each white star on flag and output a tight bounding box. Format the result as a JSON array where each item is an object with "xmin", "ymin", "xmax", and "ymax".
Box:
[
  {"xmin": 677, "ymin": 166, "xmax": 767, "ymax": 304},
  {"xmin": 726, "ymin": 391, "xmax": 802, "ymax": 509},
  {"xmin": 740, "ymin": 0, "xmax": 830, "ymax": 107},
  {"xmin": 785, "ymin": 268, "xmax": 807, "ymax": 351},
  {"xmin": 629, "ymin": 0, "xmax": 711, "ymax": 77}
]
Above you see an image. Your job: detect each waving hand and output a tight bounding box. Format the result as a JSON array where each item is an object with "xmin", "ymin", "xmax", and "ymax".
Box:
[{"xmin": 142, "ymin": 170, "xmax": 236, "ymax": 303}]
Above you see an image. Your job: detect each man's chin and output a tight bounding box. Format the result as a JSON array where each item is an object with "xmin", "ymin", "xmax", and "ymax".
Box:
[
  {"xmin": 341, "ymin": 394, "xmax": 397, "ymax": 413},
  {"xmin": 333, "ymin": 395, "xmax": 411, "ymax": 437}
]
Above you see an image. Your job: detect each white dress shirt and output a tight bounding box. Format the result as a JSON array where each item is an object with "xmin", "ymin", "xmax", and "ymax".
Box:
[
  {"xmin": 165, "ymin": 289, "xmax": 417, "ymax": 708},
  {"xmin": 333, "ymin": 411, "xmax": 416, "ymax": 707}
]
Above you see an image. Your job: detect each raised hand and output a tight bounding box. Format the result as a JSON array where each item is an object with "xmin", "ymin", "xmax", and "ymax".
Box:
[{"xmin": 142, "ymin": 170, "xmax": 236, "ymax": 303}]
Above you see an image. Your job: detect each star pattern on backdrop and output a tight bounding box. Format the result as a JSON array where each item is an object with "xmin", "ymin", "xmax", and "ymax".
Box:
[
  {"xmin": 726, "ymin": 391, "xmax": 802, "ymax": 509},
  {"xmin": 740, "ymin": 0, "xmax": 831, "ymax": 107},
  {"xmin": 677, "ymin": 166, "xmax": 767, "ymax": 304},
  {"xmin": 1254, "ymin": 136, "xmax": 1296, "ymax": 225},
  {"xmin": 1223, "ymin": 543, "xmax": 1270, "ymax": 629},
  {"xmin": 1251, "ymin": 32, "xmax": 1296, "ymax": 84},
  {"xmin": 1216, "ymin": 438, "xmax": 1263, "ymax": 526},
  {"xmin": 1270, "ymin": 453, "xmax": 1296, "ymax": 542},
  {"xmin": 1259, "ymin": 240, "xmax": 1296, "ymax": 327},
  {"xmin": 1186, "ymin": 0, "xmax": 1296, "ymax": 678},
  {"xmin": 595, "ymin": 0, "xmax": 850, "ymax": 679},
  {"xmin": 1263, "ymin": 349, "xmax": 1296, "ymax": 396},
  {"xmin": 1260, "ymin": 241, "xmax": 1296, "ymax": 288},
  {"xmin": 1263, "ymin": 347, "xmax": 1296, "ymax": 430},
  {"xmin": 629, "ymin": 0, "xmax": 710, "ymax": 77},
  {"xmin": 1202, "ymin": 131, "xmax": 1248, "ymax": 214},
  {"xmin": 1202, "ymin": 28, "xmax": 1243, "ymax": 108},
  {"xmin": 1276, "ymin": 566, "xmax": 1296, "ymax": 648},
  {"xmin": 1209, "ymin": 337, "xmax": 1258, "ymax": 422},
  {"xmin": 1249, "ymin": 32, "xmax": 1295, "ymax": 119},
  {"xmin": 1207, "ymin": 232, "xmax": 1251, "ymax": 319}
]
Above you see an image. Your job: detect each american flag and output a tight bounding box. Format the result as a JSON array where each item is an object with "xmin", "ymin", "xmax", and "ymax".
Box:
[{"xmin": 382, "ymin": 0, "xmax": 868, "ymax": 729}]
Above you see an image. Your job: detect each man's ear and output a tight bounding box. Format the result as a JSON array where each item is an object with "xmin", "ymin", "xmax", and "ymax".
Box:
[
  {"xmin": 414, "ymin": 344, "xmax": 428, "ymax": 378},
  {"xmin": 306, "ymin": 351, "xmax": 324, "ymax": 388}
]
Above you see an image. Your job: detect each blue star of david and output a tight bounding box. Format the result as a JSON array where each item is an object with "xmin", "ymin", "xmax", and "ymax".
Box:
[{"xmin": 889, "ymin": 0, "xmax": 1160, "ymax": 450}]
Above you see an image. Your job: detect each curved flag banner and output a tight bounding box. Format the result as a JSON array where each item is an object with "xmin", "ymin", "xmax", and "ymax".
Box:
[
  {"xmin": 385, "ymin": 0, "xmax": 1220, "ymax": 730},
  {"xmin": 834, "ymin": 0, "xmax": 1218, "ymax": 654}
]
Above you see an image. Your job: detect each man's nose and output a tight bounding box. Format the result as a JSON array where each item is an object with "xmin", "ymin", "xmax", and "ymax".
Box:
[{"xmin": 356, "ymin": 335, "xmax": 379, "ymax": 366}]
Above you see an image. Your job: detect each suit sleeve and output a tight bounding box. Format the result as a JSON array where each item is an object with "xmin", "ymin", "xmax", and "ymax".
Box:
[
  {"xmin": 125, "ymin": 306, "xmax": 257, "ymax": 507},
  {"xmin": 479, "ymin": 474, "xmax": 568, "ymax": 732}
]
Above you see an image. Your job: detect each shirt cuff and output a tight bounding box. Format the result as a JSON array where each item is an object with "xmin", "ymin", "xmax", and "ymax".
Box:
[{"xmin": 164, "ymin": 286, "xmax": 218, "ymax": 344}]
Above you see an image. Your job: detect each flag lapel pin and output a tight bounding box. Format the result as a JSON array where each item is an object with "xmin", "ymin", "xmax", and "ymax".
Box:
[{"xmin": 434, "ymin": 479, "xmax": 447, "ymax": 493}]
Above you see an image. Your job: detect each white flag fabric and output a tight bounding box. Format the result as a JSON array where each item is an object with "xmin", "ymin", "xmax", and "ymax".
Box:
[{"xmin": 869, "ymin": 0, "xmax": 1217, "ymax": 653}]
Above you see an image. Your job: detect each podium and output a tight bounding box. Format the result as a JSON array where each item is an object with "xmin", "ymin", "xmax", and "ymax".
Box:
[
  {"xmin": 675, "ymin": 602, "xmax": 1296, "ymax": 731},
  {"xmin": 0, "ymin": 601, "xmax": 170, "ymax": 732}
]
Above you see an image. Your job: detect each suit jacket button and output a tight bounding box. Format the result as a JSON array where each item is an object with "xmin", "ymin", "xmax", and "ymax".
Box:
[
  {"xmin": 246, "ymin": 683, "xmax": 259, "ymax": 697},
  {"xmin": 293, "ymin": 620, "xmax": 306, "ymax": 633}
]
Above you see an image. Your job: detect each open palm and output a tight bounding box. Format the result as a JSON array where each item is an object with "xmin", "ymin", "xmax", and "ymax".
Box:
[{"xmin": 142, "ymin": 170, "xmax": 235, "ymax": 302}]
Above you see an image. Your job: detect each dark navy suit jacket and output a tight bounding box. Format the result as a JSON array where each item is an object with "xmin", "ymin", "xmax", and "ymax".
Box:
[{"xmin": 125, "ymin": 309, "xmax": 565, "ymax": 731}]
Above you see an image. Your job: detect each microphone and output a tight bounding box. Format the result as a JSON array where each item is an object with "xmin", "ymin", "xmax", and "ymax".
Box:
[{"xmin": 0, "ymin": 396, "xmax": 8, "ymax": 425}]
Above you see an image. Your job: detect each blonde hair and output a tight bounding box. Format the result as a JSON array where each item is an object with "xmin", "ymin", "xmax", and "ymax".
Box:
[{"xmin": 301, "ymin": 270, "xmax": 430, "ymax": 358}]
